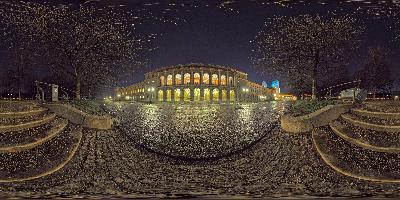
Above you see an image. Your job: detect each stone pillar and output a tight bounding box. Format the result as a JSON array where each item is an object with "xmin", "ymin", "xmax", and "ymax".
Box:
[
  {"xmin": 190, "ymin": 69, "xmax": 194, "ymax": 85},
  {"xmin": 190, "ymin": 88, "xmax": 194, "ymax": 101},
  {"xmin": 200, "ymin": 87, "xmax": 204, "ymax": 101},
  {"xmin": 180, "ymin": 87, "xmax": 184, "ymax": 102},
  {"xmin": 172, "ymin": 70, "xmax": 175, "ymax": 85},
  {"xmin": 218, "ymin": 70, "xmax": 221, "ymax": 86},
  {"xmin": 227, "ymin": 89, "xmax": 231, "ymax": 103},
  {"xmin": 226, "ymin": 71, "xmax": 229, "ymax": 87},
  {"xmin": 181, "ymin": 69, "xmax": 184, "ymax": 85},
  {"xmin": 171, "ymin": 88, "xmax": 175, "ymax": 102},
  {"xmin": 200, "ymin": 68, "xmax": 203, "ymax": 85},
  {"xmin": 164, "ymin": 72, "xmax": 167, "ymax": 86},
  {"xmin": 218, "ymin": 88, "xmax": 222, "ymax": 103}
]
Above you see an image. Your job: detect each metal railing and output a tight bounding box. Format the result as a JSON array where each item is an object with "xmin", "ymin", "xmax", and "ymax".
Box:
[
  {"xmin": 34, "ymin": 81, "xmax": 74, "ymax": 101},
  {"xmin": 319, "ymin": 80, "xmax": 362, "ymax": 100}
]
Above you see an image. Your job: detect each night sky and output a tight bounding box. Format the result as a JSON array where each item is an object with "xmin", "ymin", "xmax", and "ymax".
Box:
[{"xmin": 1, "ymin": 0, "xmax": 399, "ymax": 95}]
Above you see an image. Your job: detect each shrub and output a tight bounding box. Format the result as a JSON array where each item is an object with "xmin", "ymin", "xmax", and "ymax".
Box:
[
  {"xmin": 288, "ymin": 100, "xmax": 336, "ymax": 117},
  {"xmin": 63, "ymin": 100, "xmax": 108, "ymax": 116}
]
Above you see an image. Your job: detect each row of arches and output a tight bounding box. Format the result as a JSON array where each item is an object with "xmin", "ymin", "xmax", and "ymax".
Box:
[
  {"xmin": 158, "ymin": 88, "xmax": 235, "ymax": 102},
  {"xmin": 160, "ymin": 73, "xmax": 234, "ymax": 86}
]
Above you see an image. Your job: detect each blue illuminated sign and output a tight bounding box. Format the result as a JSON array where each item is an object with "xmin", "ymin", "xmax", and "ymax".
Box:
[{"xmin": 271, "ymin": 80, "xmax": 279, "ymax": 89}]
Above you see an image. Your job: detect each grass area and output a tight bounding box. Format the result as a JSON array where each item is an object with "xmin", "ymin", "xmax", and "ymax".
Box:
[
  {"xmin": 288, "ymin": 100, "xmax": 336, "ymax": 117},
  {"xmin": 62, "ymin": 100, "xmax": 109, "ymax": 116}
]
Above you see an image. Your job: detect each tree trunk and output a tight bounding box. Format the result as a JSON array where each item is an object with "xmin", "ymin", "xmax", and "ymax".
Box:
[
  {"xmin": 75, "ymin": 76, "xmax": 81, "ymax": 100},
  {"xmin": 312, "ymin": 78, "xmax": 317, "ymax": 100},
  {"xmin": 311, "ymin": 50, "xmax": 319, "ymax": 100}
]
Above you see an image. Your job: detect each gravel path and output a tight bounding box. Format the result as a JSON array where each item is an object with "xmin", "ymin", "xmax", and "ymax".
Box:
[{"xmin": 1, "ymin": 102, "xmax": 400, "ymax": 198}]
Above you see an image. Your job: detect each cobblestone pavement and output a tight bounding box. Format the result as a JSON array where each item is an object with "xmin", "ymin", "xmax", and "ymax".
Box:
[{"xmin": 1, "ymin": 102, "xmax": 400, "ymax": 198}]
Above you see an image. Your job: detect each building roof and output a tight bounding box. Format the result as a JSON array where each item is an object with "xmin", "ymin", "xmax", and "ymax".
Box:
[{"xmin": 144, "ymin": 63, "xmax": 248, "ymax": 76}]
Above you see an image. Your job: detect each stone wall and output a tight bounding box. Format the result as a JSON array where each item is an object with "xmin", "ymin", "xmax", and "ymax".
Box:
[
  {"xmin": 281, "ymin": 104, "xmax": 352, "ymax": 133},
  {"xmin": 44, "ymin": 104, "xmax": 112, "ymax": 130}
]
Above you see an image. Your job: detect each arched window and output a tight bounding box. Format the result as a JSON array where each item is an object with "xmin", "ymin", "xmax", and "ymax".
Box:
[
  {"xmin": 194, "ymin": 88, "xmax": 201, "ymax": 101},
  {"xmin": 203, "ymin": 88, "xmax": 210, "ymax": 101},
  {"xmin": 174, "ymin": 89, "xmax": 180, "ymax": 102},
  {"xmin": 203, "ymin": 73, "xmax": 209, "ymax": 84},
  {"xmin": 160, "ymin": 76, "xmax": 165, "ymax": 86},
  {"xmin": 220, "ymin": 75, "xmax": 226, "ymax": 86},
  {"xmin": 184, "ymin": 73, "xmax": 191, "ymax": 84},
  {"xmin": 228, "ymin": 77, "xmax": 233, "ymax": 86},
  {"xmin": 222, "ymin": 90, "xmax": 227, "ymax": 102},
  {"xmin": 212, "ymin": 74, "xmax": 219, "ymax": 86},
  {"xmin": 167, "ymin": 75, "xmax": 173, "ymax": 86},
  {"xmin": 213, "ymin": 88, "xmax": 219, "ymax": 101},
  {"xmin": 175, "ymin": 74, "xmax": 182, "ymax": 85},
  {"xmin": 184, "ymin": 88, "xmax": 191, "ymax": 102},
  {"xmin": 158, "ymin": 90, "xmax": 164, "ymax": 102},
  {"xmin": 194, "ymin": 73, "xmax": 200, "ymax": 85},
  {"xmin": 166, "ymin": 90, "xmax": 172, "ymax": 102},
  {"xmin": 230, "ymin": 90, "xmax": 235, "ymax": 101}
]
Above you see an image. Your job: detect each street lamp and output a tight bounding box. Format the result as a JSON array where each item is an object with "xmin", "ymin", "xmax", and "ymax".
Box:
[
  {"xmin": 242, "ymin": 87, "xmax": 249, "ymax": 102},
  {"xmin": 148, "ymin": 87, "xmax": 155, "ymax": 103}
]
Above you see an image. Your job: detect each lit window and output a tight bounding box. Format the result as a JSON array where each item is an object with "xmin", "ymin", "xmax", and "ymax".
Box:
[
  {"xmin": 184, "ymin": 88, "xmax": 191, "ymax": 101},
  {"xmin": 194, "ymin": 88, "xmax": 201, "ymax": 101},
  {"xmin": 158, "ymin": 90, "xmax": 163, "ymax": 102},
  {"xmin": 203, "ymin": 88, "xmax": 210, "ymax": 101},
  {"xmin": 212, "ymin": 74, "xmax": 219, "ymax": 86},
  {"xmin": 203, "ymin": 73, "xmax": 209, "ymax": 84},
  {"xmin": 174, "ymin": 89, "xmax": 180, "ymax": 102},
  {"xmin": 160, "ymin": 76, "xmax": 165, "ymax": 86},
  {"xmin": 230, "ymin": 90, "xmax": 235, "ymax": 101},
  {"xmin": 167, "ymin": 75, "xmax": 173, "ymax": 85},
  {"xmin": 184, "ymin": 73, "xmax": 190, "ymax": 84},
  {"xmin": 222, "ymin": 90, "xmax": 227, "ymax": 101},
  {"xmin": 220, "ymin": 75, "xmax": 226, "ymax": 86},
  {"xmin": 194, "ymin": 73, "xmax": 200, "ymax": 85},
  {"xmin": 213, "ymin": 88, "xmax": 219, "ymax": 101},
  {"xmin": 175, "ymin": 74, "xmax": 182, "ymax": 85}
]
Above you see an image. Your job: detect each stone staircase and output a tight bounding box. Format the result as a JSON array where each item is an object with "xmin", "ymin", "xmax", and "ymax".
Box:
[
  {"xmin": 313, "ymin": 102, "xmax": 400, "ymax": 182},
  {"xmin": 0, "ymin": 101, "xmax": 82, "ymax": 183}
]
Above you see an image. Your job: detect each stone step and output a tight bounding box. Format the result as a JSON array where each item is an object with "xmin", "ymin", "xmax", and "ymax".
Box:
[
  {"xmin": 0, "ymin": 113, "xmax": 56, "ymax": 133},
  {"xmin": 0, "ymin": 118, "xmax": 68, "ymax": 153},
  {"xmin": 365, "ymin": 101, "xmax": 400, "ymax": 113},
  {"xmin": 330, "ymin": 120, "xmax": 400, "ymax": 153},
  {"xmin": 0, "ymin": 108, "xmax": 47, "ymax": 119},
  {"xmin": 0, "ymin": 124, "xmax": 82, "ymax": 183},
  {"xmin": 352, "ymin": 108, "xmax": 400, "ymax": 120},
  {"xmin": 341, "ymin": 114, "xmax": 400, "ymax": 132},
  {"xmin": 0, "ymin": 101, "xmax": 40, "ymax": 113},
  {"xmin": 313, "ymin": 127, "xmax": 400, "ymax": 182}
]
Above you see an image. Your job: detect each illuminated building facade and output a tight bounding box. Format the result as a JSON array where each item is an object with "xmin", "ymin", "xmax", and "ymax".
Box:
[{"xmin": 115, "ymin": 64, "xmax": 276, "ymax": 103}]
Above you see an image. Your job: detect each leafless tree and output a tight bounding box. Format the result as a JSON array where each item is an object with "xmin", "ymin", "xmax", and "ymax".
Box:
[
  {"xmin": 0, "ymin": 1, "xmax": 146, "ymax": 99},
  {"xmin": 357, "ymin": 46, "xmax": 393, "ymax": 99},
  {"xmin": 252, "ymin": 14, "xmax": 364, "ymax": 100}
]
